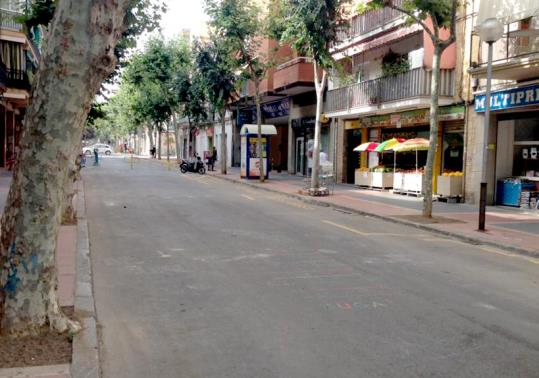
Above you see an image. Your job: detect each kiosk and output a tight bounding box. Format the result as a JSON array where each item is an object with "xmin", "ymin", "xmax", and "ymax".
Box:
[{"xmin": 240, "ymin": 124, "xmax": 277, "ymax": 179}]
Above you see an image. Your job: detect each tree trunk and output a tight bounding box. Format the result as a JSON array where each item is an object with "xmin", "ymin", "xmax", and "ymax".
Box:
[
  {"xmin": 310, "ymin": 61, "xmax": 326, "ymax": 192},
  {"xmin": 148, "ymin": 125, "xmax": 155, "ymax": 156},
  {"xmin": 422, "ymin": 45, "xmax": 442, "ymax": 218},
  {"xmin": 173, "ymin": 113, "xmax": 181, "ymax": 163},
  {"xmin": 61, "ymin": 143, "xmax": 81, "ymax": 226},
  {"xmin": 166, "ymin": 122, "xmax": 170, "ymax": 162},
  {"xmin": 220, "ymin": 108, "xmax": 227, "ymax": 175},
  {"xmin": 0, "ymin": 0, "xmax": 129, "ymax": 337},
  {"xmin": 157, "ymin": 125, "xmax": 162, "ymax": 160},
  {"xmin": 255, "ymin": 80, "xmax": 264, "ymax": 183}
]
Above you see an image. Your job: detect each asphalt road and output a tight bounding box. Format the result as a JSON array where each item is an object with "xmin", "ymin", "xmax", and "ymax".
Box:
[{"xmin": 84, "ymin": 157, "xmax": 539, "ymax": 378}]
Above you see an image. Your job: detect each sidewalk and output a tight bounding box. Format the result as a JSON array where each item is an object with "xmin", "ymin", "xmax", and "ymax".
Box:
[{"xmin": 208, "ymin": 167, "xmax": 539, "ymax": 257}]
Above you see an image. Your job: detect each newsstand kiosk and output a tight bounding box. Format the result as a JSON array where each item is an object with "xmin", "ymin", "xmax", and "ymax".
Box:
[{"xmin": 240, "ymin": 124, "xmax": 277, "ymax": 179}]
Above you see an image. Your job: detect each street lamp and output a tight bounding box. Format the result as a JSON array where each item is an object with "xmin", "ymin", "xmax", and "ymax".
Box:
[{"xmin": 478, "ymin": 17, "xmax": 504, "ymax": 231}]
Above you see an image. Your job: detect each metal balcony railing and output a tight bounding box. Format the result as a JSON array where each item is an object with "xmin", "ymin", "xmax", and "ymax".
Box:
[
  {"xmin": 326, "ymin": 68, "xmax": 455, "ymax": 113},
  {"xmin": 6, "ymin": 68, "xmax": 31, "ymax": 90},
  {"xmin": 336, "ymin": 0, "xmax": 405, "ymax": 42},
  {"xmin": 0, "ymin": 8, "xmax": 23, "ymax": 31}
]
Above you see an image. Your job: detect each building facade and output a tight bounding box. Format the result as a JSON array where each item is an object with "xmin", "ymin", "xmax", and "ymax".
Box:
[
  {"xmin": 465, "ymin": 0, "xmax": 539, "ymax": 207},
  {"xmin": 0, "ymin": 0, "xmax": 40, "ymax": 168},
  {"xmin": 326, "ymin": 1, "xmax": 465, "ymax": 190}
]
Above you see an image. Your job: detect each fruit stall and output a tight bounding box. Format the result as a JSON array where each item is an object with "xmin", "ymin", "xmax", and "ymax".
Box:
[{"xmin": 436, "ymin": 171, "xmax": 464, "ymax": 198}]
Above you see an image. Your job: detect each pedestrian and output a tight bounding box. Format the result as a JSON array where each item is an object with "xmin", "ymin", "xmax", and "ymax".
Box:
[
  {"xmin": 210, "ymin": 146, "xmax": 217, "ymax": 171},
  {"xmin": 124, "ymin": 143, "xmax": 128, "ymax": 153},
  {"xmin": 93, "ymin": 147, "xmax": 99, "ymax": 166}
]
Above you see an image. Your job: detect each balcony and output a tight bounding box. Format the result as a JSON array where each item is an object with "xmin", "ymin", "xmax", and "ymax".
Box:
[
  {"xmin": 325, "ymin": 68, "xmax": 455, "ymax": 115},
  {"xmin": 336, "ymin": 0, "xmax": 405, "ymax": 44},
  {"xmin": 6, "ymin": 69, "xmax": 31, "ymax": 90},
  {"xmin": 273, "ymin": 57, "xmax": 315, "ymax": 95},
  {"xmin": 0, "ymin": 8, "xmax": 23, "ymax": 32}
]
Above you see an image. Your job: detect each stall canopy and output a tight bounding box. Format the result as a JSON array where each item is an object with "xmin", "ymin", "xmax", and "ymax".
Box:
[
  {"xmin": 240, "ymin": 124, "xmax": 278, "ymax": 135},
  {"xmin": 353, "ymin": 142, "xmax": 379, "ymax": 152},
  {"xmin": 477, "ymin": 0, "xmax": 539, "ymax": 26}
]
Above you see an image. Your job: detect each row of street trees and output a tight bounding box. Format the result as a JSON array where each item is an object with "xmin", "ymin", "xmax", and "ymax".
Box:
[{"xmin": 0, "ymin": 0, "xmax": 458, "ymax": 337}]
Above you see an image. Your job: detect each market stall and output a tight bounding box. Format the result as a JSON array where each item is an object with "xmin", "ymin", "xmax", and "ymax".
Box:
[
  {"xmin": 392, "ymin": 138, "xmax": 430, "ymax": 195},
  {"xmin": 353, "ymin": 142, "xmax": 379, "ymax": 187}
]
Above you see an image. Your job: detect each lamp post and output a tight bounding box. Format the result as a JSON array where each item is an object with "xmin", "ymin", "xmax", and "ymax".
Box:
[{"xmin": 478, "ymin": 18, "xmax": 504, "ymax": 231}]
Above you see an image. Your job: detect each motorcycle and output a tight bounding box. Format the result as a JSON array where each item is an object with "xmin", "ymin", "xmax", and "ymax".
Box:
[{"xmin": 179, "ymin": 158, "xmax": 206, "ymax": 175}]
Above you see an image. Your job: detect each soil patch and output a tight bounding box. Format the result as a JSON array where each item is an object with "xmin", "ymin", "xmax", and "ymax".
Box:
[
  {"xmin": 395, "ymin": 215, "xmax": 465, "ymax": 224},
  {"xmin": 0, "ymin": 307, "xmax": 73, "ymax": 368}
]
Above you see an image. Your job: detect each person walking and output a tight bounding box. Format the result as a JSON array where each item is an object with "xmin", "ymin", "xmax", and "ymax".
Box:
[
  {"xmin": 210, "ymin": 146, "xmax": 217, "ymax": 171},
  {"xmin": 93, "ymin": 147, "xmax": 99, "ymax": 166}
]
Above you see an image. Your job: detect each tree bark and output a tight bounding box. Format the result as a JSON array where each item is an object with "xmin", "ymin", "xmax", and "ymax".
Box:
[
  {"xmin": 422, "ymin": 45, "xmax": 442, "ymax": 218},
  {"xmin": 166, "ymin": 122, "xmax": 170, "ymax": 162},
  {"xmin": 61, "ymin": 143, "xmax": 81, "ymax": 226},
  {"xmin": 172, "ymin": 113, "xmax": 181, "ymax": 163},
  {"xmin": 255, "ymin": 79, "xmax": 263, "ymax": 183},
  {"xmin": 310, "ymin": 61, "xmax": 326, "ymax": 192},
  {"xmin": 157, "ymin": 125, "xmax": 162, "ymax": 160},
  {"xmin": 147, "ymin": 125, "xmax": 155, "ymax": 156},
  {"xmin": 220, "ymin": 108, "xmax": 227, "ymax": 175},
  {"xmin": 0, "ymin": 0, "xmax": 129, "ymax": 337}
]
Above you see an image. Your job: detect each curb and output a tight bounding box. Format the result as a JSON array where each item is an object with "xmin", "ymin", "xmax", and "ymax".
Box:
[
  {"xmin": 71, "ymin": 182, "xmax": 99, "ymax": 378},
  {"xmin": 209, "ymin": 173, "xmax": 539, "ymax": 259}
]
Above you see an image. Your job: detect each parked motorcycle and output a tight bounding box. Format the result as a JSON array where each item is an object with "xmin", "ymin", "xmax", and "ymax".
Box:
[{"xmin": 179, "ymin": 158, "xmax": 206, "ymax": 175}]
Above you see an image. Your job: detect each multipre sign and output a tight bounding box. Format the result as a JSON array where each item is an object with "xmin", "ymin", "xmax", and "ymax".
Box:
[{"xmin": 475, "ymin": 84, "xmax": 539, "ymax": 112}]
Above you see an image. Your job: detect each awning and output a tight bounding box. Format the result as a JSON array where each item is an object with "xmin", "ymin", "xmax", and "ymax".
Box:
[
  {"xmin": 477, "ymin": 0, "xmax": 539, "ymax": 26},
  {"xmin": 240, "ymin": 124, "xmax": 278, "ymax": 135}
]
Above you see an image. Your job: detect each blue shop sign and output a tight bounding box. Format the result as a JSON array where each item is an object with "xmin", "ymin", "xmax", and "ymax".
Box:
[
  {"xmin": 262, "ymin": 98, "xmax": 290, "ymax": 119},
  {"xmin": 238, "ymin": 108, "xmax": 256, "ymax": 126},
  {"xmin": 475, "ymin": 84, "xmax": 539, "ymax": 112}
]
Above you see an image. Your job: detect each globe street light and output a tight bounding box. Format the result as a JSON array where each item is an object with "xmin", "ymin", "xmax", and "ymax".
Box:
[{"xmin": 478, "ymin": 17, "xmax": 504, "ymax": 231}]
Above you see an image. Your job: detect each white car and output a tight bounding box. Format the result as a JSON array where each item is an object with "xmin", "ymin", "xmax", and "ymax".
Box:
[{"xmin": 83, "ymin": 143, "xmax": 112, "ymax": 156}]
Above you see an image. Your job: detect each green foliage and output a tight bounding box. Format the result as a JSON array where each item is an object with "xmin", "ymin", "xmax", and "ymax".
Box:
[
  {"xmin": 381, "ymin": 51, "xmax": 410, "ymax": 77},
  {"xmin": 204, "ymin": 0, "xmax": 269, "ymax": 88},
  {"xmin": 195, "ymin": 39, "xmax": 236, "ymax": 114},
  {"xmin": 275, "ymin": 0, "xmax": 349, "ymax": 69},
  {"xmin": 17, "ymin": 0, "xmax": 56, "ymax": 29}
]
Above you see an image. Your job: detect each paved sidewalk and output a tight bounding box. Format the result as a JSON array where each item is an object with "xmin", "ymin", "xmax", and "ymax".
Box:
[{"xmin": 208, "ymin": 167, "xmax": 539, "ymax": 257}]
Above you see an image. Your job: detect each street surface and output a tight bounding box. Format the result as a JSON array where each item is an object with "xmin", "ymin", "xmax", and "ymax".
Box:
[{"xmin": 84, "ymin": 157, "xmax": 539, "ymax": 378}]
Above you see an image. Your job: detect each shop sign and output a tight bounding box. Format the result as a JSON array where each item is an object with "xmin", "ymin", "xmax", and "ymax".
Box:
[
  {"xmin": 292, "ymin": 116, "xmax": 317, "ymax": 129},
  {"xmin": 475, "ymin": 84, "xmax": 539, "ymax": 112},
  {"xmin": 238, "ymin": 108, "xmax": 256, "ymax": 126},
  {"xmin": 262, "ymin": 98, "xmax": 290, "ymax": 119}
]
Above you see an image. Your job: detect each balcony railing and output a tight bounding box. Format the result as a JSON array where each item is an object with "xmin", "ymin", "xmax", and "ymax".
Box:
[
  {"xmin": 6, "ymin": 68, "xmax": 31, "ymax": 90},
  {"xmin": 0, "ymin": 8, "xmax": 23, "ymax": 31},
  {"xmin": 326, "ymin": 68, "xmax": 455, "ymax": 113},
  {"xmin": 337, "ymin": 0, "xmax": 405, "ymax": 42}
]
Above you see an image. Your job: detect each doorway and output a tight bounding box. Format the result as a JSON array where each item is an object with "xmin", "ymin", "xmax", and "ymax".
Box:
[{"xmin": 346, "ymin": 129, "xmax": 362, "ymax": 184}]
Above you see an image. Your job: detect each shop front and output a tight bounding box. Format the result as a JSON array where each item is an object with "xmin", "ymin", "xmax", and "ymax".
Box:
[
  {"xmin": 291, "ymin": 116, "xmax": 330, "ymax": 176},
  {"xmin": 262, "ymin": 98, "xmax": 290, "ymax": 172},
  {"xmin": 474, "ymin": 84, "xmax": 539, "ymax": 209},
  {"xmin": 346, "ymin": 106, "xmax": 465, "ymax": 194},
  {"xmin": 471, "ymin": 84, "xmax": 539, "ymax": 209}
]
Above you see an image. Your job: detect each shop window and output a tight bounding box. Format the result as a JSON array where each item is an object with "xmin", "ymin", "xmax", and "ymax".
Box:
[{"xmin": 513, "ymin": 118, "xmax": 539, "ymax": 177}]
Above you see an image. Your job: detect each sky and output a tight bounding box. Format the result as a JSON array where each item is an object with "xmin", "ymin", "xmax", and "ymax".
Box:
[{"xmin": 160, "ymin": 0, "xmax": 207, "ymax": 40}]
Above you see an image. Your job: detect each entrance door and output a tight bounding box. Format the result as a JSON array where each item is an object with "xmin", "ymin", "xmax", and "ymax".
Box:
[
  {"xmin": 296, "ymin": 137, "xmax": 305, "ymax": 175},
  {"xmin": 346, "ymin": 129, "xmax": 362, "ymax": 184}
]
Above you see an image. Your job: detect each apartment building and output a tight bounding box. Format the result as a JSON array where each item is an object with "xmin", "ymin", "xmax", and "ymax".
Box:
[
  {"xmin": 326, "ymin": 1, "xmax": 465, "ymax": 187},
  {"xmin": 465, "ymin": 0, "xmax": 539, "ymax": 207},
  {"xmin": 0, "ymin": 0, "xmax": 40, "ymax": 168}
]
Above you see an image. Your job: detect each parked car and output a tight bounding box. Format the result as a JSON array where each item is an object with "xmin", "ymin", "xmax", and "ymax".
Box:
[{"xmin": 83, "ymin": 143, "xmax": 113, "ymax": 156}]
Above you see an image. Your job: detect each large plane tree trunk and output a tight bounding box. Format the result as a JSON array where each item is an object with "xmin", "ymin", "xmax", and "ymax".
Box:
[{"xmin": 0, "ymin": 0, "xmax": 129, "ymax": 337}]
